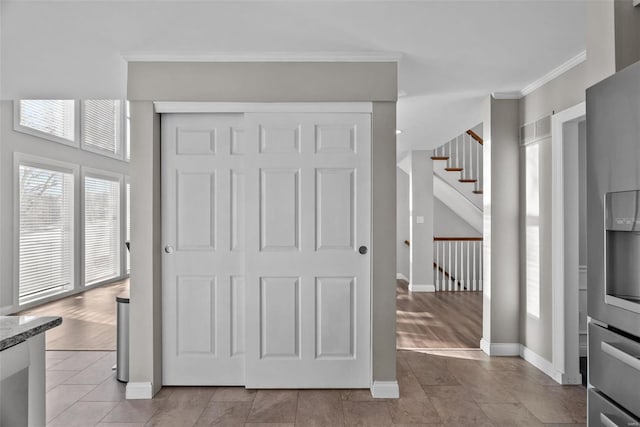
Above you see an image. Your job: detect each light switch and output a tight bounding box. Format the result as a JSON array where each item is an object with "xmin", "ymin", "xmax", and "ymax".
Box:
[{"xmin": 416, "ymin": 216, "xmax": 424, "ymax": 224}]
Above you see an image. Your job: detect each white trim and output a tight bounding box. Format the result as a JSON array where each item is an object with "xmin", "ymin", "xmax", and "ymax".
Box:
[
  {"xmin": 408, "ymin": 283, "xmax": 435, "ymax": 292},
  {"xmin": 521, "ymin": 51, "xmax": 587, "ymax": 96},
  {"xmin": 125, "ymin": 382, "xmax": 154, "ymax": 400},
  {"xmin": 479, "ymin": 338, "xmax": 520, "ymax": 356},
  {"xmin": 551, "ymin": 102, "xmax": 586, "ymax": 387},
  {"xmin": 123, "ymin": 51, "xmax": 402, "ymax": 63},
  {"xmin": 0, "ymin": 305, "xmax": 13, "ymax": 315},
  {"xmin": 396, "ymin": 273, "xmax": 409, "ymax": 282},
  {"xmin": 153, "ymin": 102, "xmax": 373, "ymax": 114},
  {"xmin": 491, "ymin": 92, "xmax": 522, "ymax": 100},
  {"xmin": 371, "ymin": 381, "xmax": 399, "ymax": 398},
  {"xmin": 13, "ymin": 100, "xmax": 79, "ymax": 148},
  {"xmin": 519, "ymin": 345, "xmax": 564, "ymax": 384},
  {"xmin": 14, "ymin": 153, "xmax": 80, "ymax": 309},
  {"xmin": 520, "ymin": 345, "xmax": 582, "ymax": 385}
]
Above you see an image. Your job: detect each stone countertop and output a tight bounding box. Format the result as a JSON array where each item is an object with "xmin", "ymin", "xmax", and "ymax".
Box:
[{"xmin": 0, "ymin": 316, "xmax": 62, "ymax": 351}]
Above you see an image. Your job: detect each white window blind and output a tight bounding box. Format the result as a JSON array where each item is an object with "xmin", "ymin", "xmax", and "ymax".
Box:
[
  {"xmin": 19, "ymin": 100, "xmax": 75, "ymax": 142},
  {"xmin": 84, "ymin": 175, "xmax": 120, "ymax": 285},
  {"xmin": 82, "ymin": 100, "xmax": 121, "ymax": 156},
  {"xmin": 19, "ymin": 164, "xmax": 74, "ymax": 303}
]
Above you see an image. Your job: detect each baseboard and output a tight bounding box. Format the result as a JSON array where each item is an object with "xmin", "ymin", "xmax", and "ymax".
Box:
[
  {"xmin": 0, "ymin": 305, "xmax": 14, "ymax": 315},
  {"xmin": 126, "ymin": 382, "xmax": 153, "ymax": 399},
  {"xmin": 371, "ymin": 381, "xmax": 399, "ymax": 398},
  {"xmin": 408, "ymin": 283, "xmax": 435, "ymax": 292},
  {"xmin": 396, "ymin": 273, "xmax": 409, "ymax": 282},
  {"xmin": 479, "ymin": 338, "xmax": 520, "ymax": 356},
  {"xmin": 519, "ymin": 345, "xmax": 581, "ymax": 384}
]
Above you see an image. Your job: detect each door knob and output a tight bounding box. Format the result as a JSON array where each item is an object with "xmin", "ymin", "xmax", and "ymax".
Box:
[
  {"xmin": 359, "ymin": 246, "xmax": 368, "ymax": 255},
  {"xmin": 164, "ymin": 245, "xmax": 174, "ymax": 254}
]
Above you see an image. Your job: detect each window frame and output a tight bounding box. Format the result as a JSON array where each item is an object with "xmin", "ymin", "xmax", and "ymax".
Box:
[
  {"xmin": 14, "ymin": 153, "xmax": 80, "ymax": 307},
  {"xmin": 13, "ymin": 100, "xmax": 80, "ymax": 148},
  {"xmin": 81, "ymin": 167, "xmax": 125, "ymax": 288},
  {"xmin": 13, "ymin": 99, "xmax": 130, "ymax": 163},
  {"xmin": 79, "ymin": 100, "xmax": 125, "ymax": 161}
]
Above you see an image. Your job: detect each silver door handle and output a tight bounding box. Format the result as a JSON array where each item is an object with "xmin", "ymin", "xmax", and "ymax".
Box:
[
  {"xmin": 600, "ymin": 413, "xmax": 619, "ymax": 427},
  {"xmin": 164, "ymin": 245, "xmax": 174, "ymax": 254},
  {"xmin": 601, "ymin": 341, "xmax": 640, "ymax": 372}
]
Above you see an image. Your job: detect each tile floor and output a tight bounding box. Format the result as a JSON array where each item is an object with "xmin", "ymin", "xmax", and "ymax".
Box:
[{"xmin": 45, "ymin": 349, "xmax": 586, "ymax": 426}]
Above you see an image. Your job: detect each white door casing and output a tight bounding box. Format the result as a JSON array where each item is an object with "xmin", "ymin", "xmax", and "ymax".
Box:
[
  {"xmin": 161, "ymin": 108, "xmax": 371, "ymax": 389},
  {"xmin": 244, "ymin": 113, "xmax": 371, "ymax": 388},
  {"xmin": 161, "ymin": 113, "xmax": 246, "ymax": 385}
]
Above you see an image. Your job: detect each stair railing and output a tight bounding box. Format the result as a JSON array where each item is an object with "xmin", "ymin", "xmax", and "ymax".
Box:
[
  {"xmin": 432, "ymin": 129, "xmax": 483, "ymax": 194},
  {"xmin": 433, "ymin": 237, "xmax": 483, "ymax": 292}
]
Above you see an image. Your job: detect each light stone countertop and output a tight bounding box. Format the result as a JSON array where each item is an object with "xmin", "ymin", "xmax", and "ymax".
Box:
[{"xmin": 0, "ymin": 315, "xmax": 62, "ymax": 351}]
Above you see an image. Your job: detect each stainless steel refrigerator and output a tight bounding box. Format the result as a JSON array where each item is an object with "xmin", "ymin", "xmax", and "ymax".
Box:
[{"xmin": 586, "ymin": 59, "xmax": 640, "ymax": 425}]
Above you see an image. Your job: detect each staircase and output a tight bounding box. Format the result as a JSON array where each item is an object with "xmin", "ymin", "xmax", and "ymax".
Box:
[{"xmin": 432, "ymin": 128, "xmax": 483, "ymax": 213}]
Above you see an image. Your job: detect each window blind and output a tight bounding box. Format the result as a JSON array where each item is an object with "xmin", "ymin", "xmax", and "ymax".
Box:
[
  {"xmin": 82, "ymin": 100, "xmax": 121, "ymax": 155},
  {"xmin": 19, "ymin": 100, "xmax": 75, "ymax": 142},
  {"xmin": 84, "ymin": 176, "xmax": 120, "ymax": 285},
  {"xmin": 19, "ymin": 164, "xmax": 74, "ymax": 303}
]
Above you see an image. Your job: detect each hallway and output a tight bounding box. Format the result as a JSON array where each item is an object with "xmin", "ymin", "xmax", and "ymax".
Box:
[{"xmin": 396, "ymin": 279, "xmax": 483, "ymax": 349}]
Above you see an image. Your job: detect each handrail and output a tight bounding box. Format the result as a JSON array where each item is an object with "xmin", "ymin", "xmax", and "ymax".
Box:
[
  {"xmin": 434, "ymin": 237, "xmax": 482, "ymax": 241},
  {"xmin": 466, "ymin": 129, "xmax": 483, "ymax": 145}
]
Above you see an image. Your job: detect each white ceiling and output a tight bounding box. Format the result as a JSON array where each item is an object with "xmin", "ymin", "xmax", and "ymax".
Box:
[{"xmin": 1, "ymin": 0, "xmax": 587, "ymax": 155}]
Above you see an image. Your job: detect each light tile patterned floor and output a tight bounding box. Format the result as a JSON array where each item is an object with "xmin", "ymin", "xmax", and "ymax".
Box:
[{"xmin": 45, "ymin": 349, "xmax": 586, "ymax": 426}]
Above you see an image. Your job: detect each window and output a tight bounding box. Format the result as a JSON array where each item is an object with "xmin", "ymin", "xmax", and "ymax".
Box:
[
  {"xmin": 84, "ymin": 174, "xmax": 121, "ymax": 285},
  {"xmin": 18, "ymin": 161, "xmax": 75, "ymax": 304},
  {"xmin": 17, "ymin": 100, "xmax": 76, "ymax": 144},
  {"xmin": 15, "ymin": 99, "xmax": 129, "ymax": 162},
  {"xmin": 81, "ymin": 100, "xmax": 122, "ymax": 157}
]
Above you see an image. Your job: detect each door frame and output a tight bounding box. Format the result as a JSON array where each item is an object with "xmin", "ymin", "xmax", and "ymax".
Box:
[
  {"xmin": 156, "ymin": 101, "xmax": 375, "ymax": 389},
  {"xmin": 551, "ymin": 101, "xmax": 585, "ymax": 385}
]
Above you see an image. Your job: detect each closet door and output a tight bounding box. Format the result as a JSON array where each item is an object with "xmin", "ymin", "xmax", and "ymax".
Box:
[
  {"xmin": 244, "ymin": 113, "xmax": 371, "ymax": 388},
  {"xmin": 161, "ymin": 114, "xmax": 246, "ymax": 385}
]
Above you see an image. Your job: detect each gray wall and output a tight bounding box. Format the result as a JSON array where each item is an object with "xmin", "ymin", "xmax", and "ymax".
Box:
[
  {"xmin": 482, "ymin": 96, "xmax": 520, "ymax": 346},
  {"xmin": 127, "ymin": 61, "xmax": 398, "ymax": 393},
  {"xmin": 409, "ymin": 150, "xmax": 434, "ymax": 289},
  {"xmin": 614, "ymin": 0, "xmax": 640, "ymax": 72},
  {"xmin": 397, "ymin": 168, "xmax": 410, "ymax": 280},
  {"xmin": 434, "ymin": 198, "xmax": 481, "ymax": 237},
  {"xmin": 519, "ymin": 61, "xmax": 588, "ymax": 126},
  {"xmin": 0, "ymin": 101, "xmax": 130, "ymax": 314},
  {"xmin": 517, "ymin": 58, "xmax": 589, "ymax": 361},
  {"xmin": 578, "ymin": 121, "xmax": 587, "ymax": 267}
]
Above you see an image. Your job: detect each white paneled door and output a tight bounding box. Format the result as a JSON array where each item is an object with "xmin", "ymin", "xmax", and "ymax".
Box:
[
  {"xmin": 162, "ymin": 114, "xmax": 246, "ymax": 385},
  {"xmin": 162, "ymin": 110, "xmax": 371, "ymax": 389}
]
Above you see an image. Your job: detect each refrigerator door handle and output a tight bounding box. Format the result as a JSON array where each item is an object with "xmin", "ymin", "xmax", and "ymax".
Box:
[
  {"xmin": 601, "ymin": 341, "xmax": 640, "ymax": 372},
  {"xmin": 600, "ymin": 412, "xmax": 620, "ymax": 427}
]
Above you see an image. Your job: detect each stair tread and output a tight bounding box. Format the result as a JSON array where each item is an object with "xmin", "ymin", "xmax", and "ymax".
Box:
[
  {"xmin": 445, "ymin": 167, "xmax": 463, "ymax": 172},
  {"xmin": 472, "ymin": 190, "xmax": 483, "ymax": 194},
  {"xmin": 431, "ymin": 156, "xmax": 449, "ymax": 160},
  {"xmin": 459, "ymin": 179, "xmax": 477, "ymax": 183}
]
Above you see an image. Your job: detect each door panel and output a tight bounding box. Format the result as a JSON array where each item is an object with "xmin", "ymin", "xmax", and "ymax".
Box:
[
  {"xmin": 162, "ymin": 114, "xmax": 245, "ymax": 385},
  {"xmin": 245, "ymin": 113, "xmax": 371, "ymax": 388}
]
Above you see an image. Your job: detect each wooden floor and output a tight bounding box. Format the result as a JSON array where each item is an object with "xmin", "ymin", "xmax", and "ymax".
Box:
[
  {"xmin": 18, "ymin": 279, "xmax": 128, "ymax": 351},
  {"xmin": 396, "ymin": 279, "xmax": 483, "ymax": 349},
  {"xmin": 21, "ymin": 278, "xmax": 481, "ymax": 352}
]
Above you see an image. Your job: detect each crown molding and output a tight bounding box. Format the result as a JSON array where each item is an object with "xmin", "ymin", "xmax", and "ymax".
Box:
[
  {"xmin": 520, "ymin": 50, "xmax": 587, "ymax": 97},
  {"xmin": 122, "ymin": 51, "xmax": 403, "ymax": 63},
  {"xmin": 492, "ymin": 92, "xmax": 522, "ymax": 100}
]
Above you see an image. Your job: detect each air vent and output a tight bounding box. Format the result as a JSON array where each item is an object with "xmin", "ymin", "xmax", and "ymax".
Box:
[
  {"xmin": 520, "ymin": 115, "xmax": 551, "ymax": 145},
  {"xmin": 535, "ymin": 116, "xmax": 551, "ymax": 139}
]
